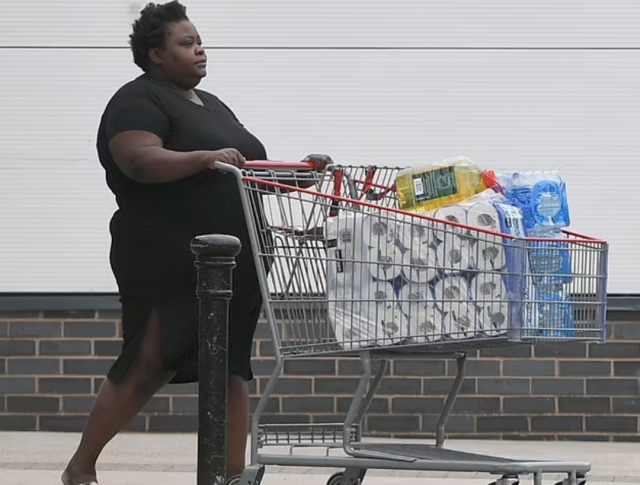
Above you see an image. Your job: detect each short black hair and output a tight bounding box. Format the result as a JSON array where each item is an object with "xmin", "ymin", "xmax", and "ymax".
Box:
[{"xmin": 129, "ymin": 1, "xmax": 189, "ymax": 71}]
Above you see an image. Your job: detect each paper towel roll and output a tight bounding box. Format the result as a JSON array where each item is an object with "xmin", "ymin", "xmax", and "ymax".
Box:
[
  {"xmin": 433, "ymin": 204, "xmax": 468, "ymax": 239},
  {"xmin": 398, "ymin": 283, "xmax": 445, "ymax": 342},
  {"xmin": 362, "ymin": 214, "xmax": 399, "ymax": 250},
  {"xmin": 472, "ymin": 275, "xmax": 509, "ymax": 336},
  {"xmin": 436, "ymin": 234, "xmax": 471, "ymax": 273},
  {"xmin": 401, "ymin": 242, "xmax": 438, "ymax": 284},
  {"xmin": 473, "ymin": 235, "xmax": 506, "ymax": 271},
  {"xmin": 367, "ymin": 244, "xmax": 403, "ymax": 281}
]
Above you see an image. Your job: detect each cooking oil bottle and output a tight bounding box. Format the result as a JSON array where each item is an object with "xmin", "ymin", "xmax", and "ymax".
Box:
[{"xmin": 396, "ymin": 156, "xmax": 496, "ymax": 212}]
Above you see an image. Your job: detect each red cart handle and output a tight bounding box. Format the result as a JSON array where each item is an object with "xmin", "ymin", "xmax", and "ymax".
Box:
[{"xmin": 243, "ymin": 160, "xmax": 316, "ymax": 170}]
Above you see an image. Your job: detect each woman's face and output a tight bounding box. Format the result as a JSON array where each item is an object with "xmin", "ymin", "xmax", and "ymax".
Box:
[{"xmin": 150, "ymin": 20, "xmax": 207, "ymax": 85}]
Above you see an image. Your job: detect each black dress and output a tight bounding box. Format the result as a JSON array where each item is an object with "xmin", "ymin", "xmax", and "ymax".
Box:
[{"xmin": 96, "ymin": 74, "xmax": 268, "ymax": 384}]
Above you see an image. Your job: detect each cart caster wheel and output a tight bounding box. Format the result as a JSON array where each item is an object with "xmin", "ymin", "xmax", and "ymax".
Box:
[
  {"xmin": 489, "ymin": 475, "xmax": 519, "ymax": 485},
  {"xmin": 553, "ymin": 478, "xmax": 587, "ymax": 485},
  {"xmin": 327, "ymin": 472, "xmax": 343, "ymax": 485},
  {"xmin": 326, "ymin": 471, "xmax": 361, "ymax": 485}
]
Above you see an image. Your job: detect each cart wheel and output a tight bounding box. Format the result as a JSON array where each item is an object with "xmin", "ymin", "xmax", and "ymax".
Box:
[
  {"xmin": 326, "ymin": 471, "xmax": 356, "ymax": 485},
  {"xmin": 488, "ymin": 475, "xmax": 519, "ymax": 485},
  {"xmin": 553, "ymin": 479, "xmax": 587, "ymax": 485},
  {"xmin": 227, "ymin": 476, "xmax": 241, "ymax": 485}
]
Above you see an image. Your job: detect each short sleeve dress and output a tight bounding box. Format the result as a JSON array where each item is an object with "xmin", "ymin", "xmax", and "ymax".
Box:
[{"xmin": 96, "ymin": 73, "xmax": 268, "ymax": 384}]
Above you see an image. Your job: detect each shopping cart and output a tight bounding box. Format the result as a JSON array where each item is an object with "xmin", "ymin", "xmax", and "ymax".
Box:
[{"xmin": 219, "ymin": 161, "xmax": 608, "ymax": 485}]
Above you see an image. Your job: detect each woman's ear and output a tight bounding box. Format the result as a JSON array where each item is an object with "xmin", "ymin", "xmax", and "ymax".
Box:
[{"xmin": 148, "ymin": 48, "xmax": 163, "ymax": 67}]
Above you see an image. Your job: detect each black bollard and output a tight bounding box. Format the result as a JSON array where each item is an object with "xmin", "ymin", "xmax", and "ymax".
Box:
[{"xmin": 191, "ymin": 234, "xmax": 242, "ymax": 485}]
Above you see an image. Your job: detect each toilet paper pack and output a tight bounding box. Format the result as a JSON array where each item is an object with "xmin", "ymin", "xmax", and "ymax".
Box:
[
  {"xmin": 430, "ymin": 197, "xmax": 511, "ymax": 274},
  {"xmin": 397, "ymin": 282, "xmax": 446, "ymax": 342},
  {"xmin": 433, "ymin": 276, "xmax": 486, "ymax": 339},
  {"xmin": 327, "ymin": 277, "xmax": 409, "ymax": 349},
  {"xmin": 362, "ymin": 213, "xmax": 401, "ymax": 250},
  {"xmin": 436, "ymin": 234, "xmax": 472, "ymax": 274},
  {"xmin": 433, "ymin": 204, "xmax": 468, "ymax": 238},
  {"xmin": 465, "ymin": 202, "xmax": 508, "ymax": 271},
  {"xmin": 493, "ymin": 203, "xmax": 539, "ymax": 332},
  {"xmin": 326, "ymin": 213, "xmax": 411, "ymax": 349},
  {"xmin": 397, "ymin": 213, "xmax": 436, "ymax": 249},
  {"xmin": 442, "ymin": 302, "xmax": 482, "ymax": 340},
  {"xmin": 401, "ymin": 243, "xmax": 439, "ymax": 285},
  {"xmin": 470, "ymin": 274, "xmax": 510, "ymax": 336},
  {"xmin": 467, "ymin": 202, "xmax": 502, "ymax": 233}
]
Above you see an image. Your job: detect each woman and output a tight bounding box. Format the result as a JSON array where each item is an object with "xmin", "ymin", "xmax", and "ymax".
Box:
[{"xmin": 62, "ymin": 2, "xmax": 332, "ymax": 484}]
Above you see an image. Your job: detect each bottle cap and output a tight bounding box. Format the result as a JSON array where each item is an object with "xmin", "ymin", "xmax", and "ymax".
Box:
[{"xmin": 481, "ymin": 170, "xmax": 503, "ymax": 194}]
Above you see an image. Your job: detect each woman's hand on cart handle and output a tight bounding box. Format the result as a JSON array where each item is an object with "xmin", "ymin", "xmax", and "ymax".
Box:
[
  {"xmin": 302, "ymin": 153, "xmax": 333, "ymax": 172},
  {"xmin": 206, "ymin": 148, "xmax": 246, "ymax": 169},
  {"xmin": 292, "ymin": 154, "xmax": 333, "ymax": 188}
]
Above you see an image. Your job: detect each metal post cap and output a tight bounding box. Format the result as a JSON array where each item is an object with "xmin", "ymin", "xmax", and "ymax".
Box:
[{"xmin": 190, "ymin": 234, "xmax": 242, "ymax": 257}]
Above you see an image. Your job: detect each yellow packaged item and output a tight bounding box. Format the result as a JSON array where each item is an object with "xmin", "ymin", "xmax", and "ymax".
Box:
[{"xmin": 396, "ymin": 156, "xmax": 494, "ymax": 213}]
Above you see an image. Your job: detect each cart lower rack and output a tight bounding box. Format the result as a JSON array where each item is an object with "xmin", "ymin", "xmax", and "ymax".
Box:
[{"xmin": 219, "ymin": 162, "xmax": 607, "ymax": 485}]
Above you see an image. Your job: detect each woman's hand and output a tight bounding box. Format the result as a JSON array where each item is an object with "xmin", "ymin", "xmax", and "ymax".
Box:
[
  {"xmin": 302, "ymin": 154, "xmax": 333, "ymax": 172},
  {"xmin": 206, "ymin": 148, "xmax": 246, "ymax": 169}
]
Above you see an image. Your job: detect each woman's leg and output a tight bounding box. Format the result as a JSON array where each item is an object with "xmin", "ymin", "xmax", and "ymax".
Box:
[
  {"xmin": 62, "ymin": 311, "xmax": 174, "ymax": 485},
  {"xmin": 227, "ymin": 374, "xmax": 251, "ymax": 477}
]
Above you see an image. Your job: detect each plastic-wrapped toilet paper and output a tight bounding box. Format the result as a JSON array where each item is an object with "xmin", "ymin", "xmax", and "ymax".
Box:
[
  {"xmin": 434, "ymin": 276, "xmax": 484, "ymax": 339},
  {"xmin": 398, "ymin": 283, "xmax": 445, "ymax": 341},
  {"xmin": 467, "ymin": 202, "xmax": 501, "ymax": 233},
  {"xmin": 436, "ymin": 234, "xmax": 471, "ymax": 273},
  {"xmin": 401, "ymin": 243, "xmax": 438, "ymax": 284},
  {"xmin": 367, "ymin": 244, "xmax": 404, "ymax": 281},
  {"xmin": 473, "ymin": 235, "xmax": 506, "ymax": 271},
  {"xmin": 328, "ymin": 277, "xmax": 409, "ymax": 349},
  {"xmin": 364, "ymin": 281, "xmax": 410, "ymax": 344},
  {"xmin": 433, "ymin": 204, "xmax": 468, "ymax": 238},
  {"xmin": 442, "ymin": 301, "xmax": 480, "ymax": 340},
  {"xmin": 397, "ymin": 214, "xmax": 435, "ymax": 250},
  {"xmin": 433, "ymin": 276, "xmax": 470, "ymax": 308},
  {"xmin": 494, "ymin": 202, "xmax": 539, "ymax": 331},
  {"xmin": 357, "ymin": 213, "xmax": 405, "ymax": 282},
  {"xmin": 471, "ymin": 275, "xmax": 509, "ymax": 336},
  {"xmin": 362, "ymin": 214, "xmax": 400, "ymax": 249}
]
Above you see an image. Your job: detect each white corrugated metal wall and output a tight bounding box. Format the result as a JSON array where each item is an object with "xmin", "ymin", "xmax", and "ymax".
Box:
[{"xmin": 0, "ymin": 1, "xmax": 638, "ymax": 293}]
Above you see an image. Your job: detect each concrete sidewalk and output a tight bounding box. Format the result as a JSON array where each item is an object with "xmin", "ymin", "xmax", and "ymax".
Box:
[{"xmin": 1, "ymin": 431, "xmax": 639, "ymax": 484}]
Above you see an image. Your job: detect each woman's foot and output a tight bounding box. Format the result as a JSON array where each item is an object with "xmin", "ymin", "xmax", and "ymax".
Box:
[{"xmin": 61, "ymin": 464, "xmax": 98, "ymax": 485}]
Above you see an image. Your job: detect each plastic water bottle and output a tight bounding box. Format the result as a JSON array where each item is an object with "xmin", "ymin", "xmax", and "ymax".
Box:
[
  {"xmin": 528, "ymin": 230, "xmax": 574, "ymax": 338},
  {"xmin": 498, "ymin": 171, "xmax": 571, "ymax": 233},
  {"xmin": 498, "ymin": 171, "xmax": 574, "ymax": 337}
]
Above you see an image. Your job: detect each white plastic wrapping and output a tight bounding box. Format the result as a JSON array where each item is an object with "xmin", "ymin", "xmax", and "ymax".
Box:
[{"xmin": 326, "ymin": 212, "xmax": 409, "ymax": 349}]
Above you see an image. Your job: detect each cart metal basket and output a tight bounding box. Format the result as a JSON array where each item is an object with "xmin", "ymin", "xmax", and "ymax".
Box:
[{"xmin": 219, "ymin": 161, "xmax": 608, "ymax": 485}]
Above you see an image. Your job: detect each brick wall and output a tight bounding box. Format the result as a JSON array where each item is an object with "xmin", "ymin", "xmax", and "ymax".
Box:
[{"xmin": 0, "ymin": 308, "xmax": 639, "ymax": 440}]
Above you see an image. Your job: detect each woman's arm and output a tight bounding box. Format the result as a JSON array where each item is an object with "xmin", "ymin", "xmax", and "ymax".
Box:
[
  {"xmin": 104, "ymin": 85, "xmax": 244, "ymax": 183},
  {"xmin": 109, "ymin": 130, "xmax": 244, "ymax": 184}
]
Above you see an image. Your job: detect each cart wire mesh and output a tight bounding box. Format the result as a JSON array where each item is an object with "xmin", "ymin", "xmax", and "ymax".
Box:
[{"xmin": 237, "ymin": 164, "xmax": 608, "ymax": 358}]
